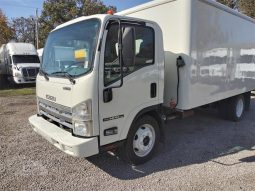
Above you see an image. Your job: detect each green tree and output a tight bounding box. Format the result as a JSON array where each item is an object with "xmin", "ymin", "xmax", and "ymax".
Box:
[
  {"xmin": 238, "ymin": 0, "xmax": 255, "ymax": 19},
  {"xmin": 39, "ymin": 0, "xmax": 116, "ymax": 48},
  {"xmin": 0, "ymin": 9, "xmax": 14, "ymax": 46},
  {"xmin": 217, "ymin": 0, "xmax": 255, "ymax": 18},
  {"xmin": 11, "ymin": 16, "xmax": 36, "ymax": 45},
  {"xmin": 76, "ymin": 0, "xmax": 116, "ymax": 16},
  {"xmin": 217, "ymin": 0, "xmax": 237, "ymax": 9}
]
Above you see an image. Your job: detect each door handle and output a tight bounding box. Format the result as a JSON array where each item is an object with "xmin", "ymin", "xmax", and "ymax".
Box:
[{"xmin": 150, "ymin": 83, "xmax": 157, "ymax": 98}]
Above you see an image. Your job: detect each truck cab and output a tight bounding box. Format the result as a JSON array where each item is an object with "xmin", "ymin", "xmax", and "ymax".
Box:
[
  {"xmin": 29, "ymin": 14, "xmax": 164, "ymax": 164},
  {"xmin": 0, "ymin": 43, "xmax": 40, "ymax": 84}
]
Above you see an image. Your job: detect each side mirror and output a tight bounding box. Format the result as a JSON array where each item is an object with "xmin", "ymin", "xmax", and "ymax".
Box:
[
  {"xmin": 103, "ymin": 88, "xmax": 113, "ymax": 103},
  {"xmin": 122, "ymin": 27, "xmax": 135, "ymax": 66}
]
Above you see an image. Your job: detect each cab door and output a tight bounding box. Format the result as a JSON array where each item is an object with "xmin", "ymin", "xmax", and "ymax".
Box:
[{"xmin": 98, "ymin": 20, "xmax": 160, "ymax": 146}]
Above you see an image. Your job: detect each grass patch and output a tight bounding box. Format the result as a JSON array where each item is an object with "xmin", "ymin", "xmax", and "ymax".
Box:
[{"xmin": 0, "ymin": 88, "xmax": 36, "ymax": 97}]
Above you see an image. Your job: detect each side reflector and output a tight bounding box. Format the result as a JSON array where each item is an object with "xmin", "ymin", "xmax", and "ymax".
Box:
[{"xmin": 104, "ymin": 127, "xmax": 118, "ymax": 136}]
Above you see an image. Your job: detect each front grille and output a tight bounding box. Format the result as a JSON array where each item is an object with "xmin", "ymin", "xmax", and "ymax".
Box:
[
  {"xmin": 38, "ymin": 98, "xmax": 73, "ymax": 129},
  {"xmin": 22, "ymin": 67, "xmax": 39, "ymax": 78}
]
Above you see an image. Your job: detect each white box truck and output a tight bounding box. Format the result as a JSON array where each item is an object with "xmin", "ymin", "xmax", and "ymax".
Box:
[
  {"xmin": 29, "ymin": 0, "xmax": 255, "ymax": 165},
  {"xmin": 0, "ymin": 42, "xmax": 40, "ymax": 84}
]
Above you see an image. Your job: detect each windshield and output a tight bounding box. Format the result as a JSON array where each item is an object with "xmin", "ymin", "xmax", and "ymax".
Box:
[
  {"xmin": 13, "ymin": 55, "xmax": 40, "ymax": 64},
  {"xmin": 42, "ymin": 19, "xmax": 100, "ymax": 77}
]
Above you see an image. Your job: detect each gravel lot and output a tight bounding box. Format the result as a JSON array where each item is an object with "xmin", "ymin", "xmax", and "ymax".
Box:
[{"xmin": 1, "ymin": 94, "xmax": 255, "ymax": 191}]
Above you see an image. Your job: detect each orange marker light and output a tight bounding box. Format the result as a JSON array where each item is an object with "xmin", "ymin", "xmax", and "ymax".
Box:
[{"xmin": 107, "ymin": 10, "xmax": 114, "ymax": 15}]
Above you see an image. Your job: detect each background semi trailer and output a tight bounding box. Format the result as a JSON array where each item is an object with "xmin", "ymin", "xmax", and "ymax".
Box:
[
  {"xmin": 29, "ymin": 0, "xmax": 255, "ymax": 165},
  {"xmin": 0, "ymin": 42, "xmax": 40, "ymax": 84}
]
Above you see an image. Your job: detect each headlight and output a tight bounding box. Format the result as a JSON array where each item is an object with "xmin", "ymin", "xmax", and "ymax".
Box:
[
  {"xmin": 73, "ymin": 121, "xmax": 93, "ymax": 137},
  {"xmin": 72, "ymin": 100, "xmax": 93, "ymax": 137},
  {"xmin": 14, "ymin": 72, "xmax": 22, "ymax": 77},
  {"xmin": 72, "ymin": 100, "xmax": 91, "ymax": 121}
]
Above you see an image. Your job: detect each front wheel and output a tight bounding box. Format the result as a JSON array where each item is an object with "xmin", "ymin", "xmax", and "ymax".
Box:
[{"xmin": 121, "ymin": 115, "xmax": 160, "ymax": 165}]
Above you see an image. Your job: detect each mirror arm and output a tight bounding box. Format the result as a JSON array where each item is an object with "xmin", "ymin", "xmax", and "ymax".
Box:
[
  {"xmin": 110, "ymin": 19, "xmax": 123, "ymax": 90},
  {"xmin": 118, "ymin": 23, "xmax": 124, "ymax": 88}
]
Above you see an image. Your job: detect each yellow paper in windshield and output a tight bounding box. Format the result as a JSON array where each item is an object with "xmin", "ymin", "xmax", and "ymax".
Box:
[{"xmin": 75, "ymin": 49, "xmax": 87, "ymax": 61}]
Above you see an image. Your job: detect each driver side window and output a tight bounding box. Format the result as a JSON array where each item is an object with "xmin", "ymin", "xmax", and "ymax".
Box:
[
  {"xmin": 104, "ymin": 24, "xmax": 120, "ymax": 86},
  {"xmin": 104, "ymin": 23, "xmax": 155, "ymax": 86}
]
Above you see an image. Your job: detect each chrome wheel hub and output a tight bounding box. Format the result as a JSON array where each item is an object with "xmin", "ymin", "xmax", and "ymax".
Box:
[
  {"xmin": 133, "ymin": 124, "xmax": 155, "ymax": 157},
  {"xmin": 236, "ymin": 98, "xmax": 244, "ymax": 118}
]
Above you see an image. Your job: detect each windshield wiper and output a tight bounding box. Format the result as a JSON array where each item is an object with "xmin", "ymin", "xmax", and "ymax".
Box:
[
  {"xmin": 51, "ymin": 71, "xmax": 76, "ymax": 84},
  {"xmin": 39, "ymin": 69, "xmax": 49, "ymax": 81}
]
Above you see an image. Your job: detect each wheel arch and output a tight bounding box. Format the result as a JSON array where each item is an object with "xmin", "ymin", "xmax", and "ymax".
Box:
[{"xmin": 121, "ymin": 104, "xmax": 165, "ymax": 142}]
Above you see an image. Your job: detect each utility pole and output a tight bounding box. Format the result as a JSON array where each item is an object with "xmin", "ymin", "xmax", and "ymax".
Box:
[
  {"xmin": 233, "ymin": 0, "xmax": 240, "ymax": 9},
  {"xmin": 35, "ymin": 8, "xmax": 39, "ymax": 49}
]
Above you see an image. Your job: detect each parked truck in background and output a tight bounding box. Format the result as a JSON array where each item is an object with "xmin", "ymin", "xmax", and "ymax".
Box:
[
  {"xmin": 0, "ymin": 42, "xmax": 40, "ymax": 84},
  {"xmin": 29, "ymin": 0, "xmax": 255, "ymax": 165}
]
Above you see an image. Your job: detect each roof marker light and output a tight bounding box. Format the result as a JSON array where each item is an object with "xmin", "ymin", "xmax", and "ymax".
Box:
[{"xmin": 107, "ymin": 10, "xmax": 114, "ymax": 15}]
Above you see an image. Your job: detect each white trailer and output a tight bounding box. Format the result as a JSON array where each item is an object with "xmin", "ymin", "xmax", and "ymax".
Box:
[
  {"xmin": 0, "ymin": 42, "xmax": 40, "ymax": 84},
  {"xmin": 29, "ymin": 0, "xmax": 255, "ymax": 165}
]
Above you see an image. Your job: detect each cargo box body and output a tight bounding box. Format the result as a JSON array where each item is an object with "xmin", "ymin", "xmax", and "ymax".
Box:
[{"xmin": 118, "ymin": 0, "xmax": 255, "ymax": 110}]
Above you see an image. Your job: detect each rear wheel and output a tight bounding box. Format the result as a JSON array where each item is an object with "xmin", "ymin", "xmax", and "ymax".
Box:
[
  {"xmin": 218, "ymin": 94, "xmax": 246, "ymax": 121},
  {"xmin": 121, "ymin": 115, "xmax": 160, "ymax": 165},
  {"xmin": 228, "ymin": 95, "xmax": 245, "ymax": 122}
]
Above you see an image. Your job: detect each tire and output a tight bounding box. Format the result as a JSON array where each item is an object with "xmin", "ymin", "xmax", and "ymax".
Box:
[
  {"xmin": 121, "ymin": 115, "xmax": 160, "ymax": 165},
  {"xmin": 227, "ymin": 95, "xmax": 245, "ymax": 122}
]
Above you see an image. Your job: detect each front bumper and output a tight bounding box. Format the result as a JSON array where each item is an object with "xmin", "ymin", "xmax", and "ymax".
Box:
[
  {"xmin": 13, "ymin": 76, "xmax": 36, "ymax": 84},
  {"xmin": 29, "ymin": 115, "xmax": 99, "ymax": 157}
]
